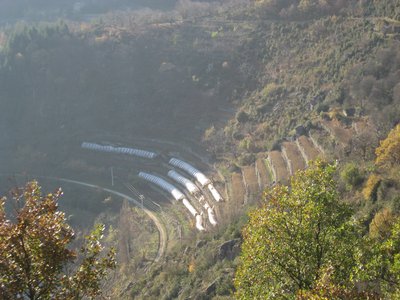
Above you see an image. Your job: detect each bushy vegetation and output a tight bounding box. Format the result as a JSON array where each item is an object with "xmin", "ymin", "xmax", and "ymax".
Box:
[
  {"xmin": 1, "ymin": 0, "xmax": 400, "ymax": 298},
  {"xmin": 128, "ymin": 218, "xmax": 245, "ymax": 299},
  {"xmin": 0, "ymin": 0, "xmax": 177, "ymax": 21},
  {"xmin": 199, "ymin": 1, "xmax": 400, "ymax": 168},
  {"xmin": 236, "ymin": 155, "xmax": 400, "ymax": 299},
  {"xmin": 375, "ymin": 124, "xmax": 400, "ymax": 168},
  {"xmin": 0, "ymin": 181, "xmax": 115, "ymax": 299},
  {"xmin": 235, "ymin": 161, "xmax": 362, "ymax": 298},
  {"xmin": 340, "ymin": 162, "xmax": 364, "ymax": 189}
]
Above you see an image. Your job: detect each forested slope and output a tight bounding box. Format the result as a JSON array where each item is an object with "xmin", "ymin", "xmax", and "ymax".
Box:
[{"xmin": 1, "ymin": 0, "xmax": 400, "ymax": 298}]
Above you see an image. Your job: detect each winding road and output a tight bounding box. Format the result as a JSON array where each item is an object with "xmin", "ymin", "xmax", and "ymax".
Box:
[{"xmin": 1, "ymin": 175, "xmax": 167, "ymax": 262}]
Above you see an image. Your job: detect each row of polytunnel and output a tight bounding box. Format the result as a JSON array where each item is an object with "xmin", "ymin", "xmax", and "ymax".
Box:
[
  {"xmin": 169, "ymin": 158, "xmax": 210, "ymax": 186},
  {"xmin": 81, "ymin": 142, "xmax": 158, "ymax": 159},
  {"xmin": 168, "ymin": 170, "xmax": 200, "ymax": 195},
  {"xmin": 139, "ymin": 158, "xmax": 223, "ymax": 230},
  {"xmin": 167, "ymin": 170, "xmax": 217, "ymax": 226},
  {"xmin": 169, "ymin": 158, "xmax": 223, "ymax": 202},
  {"xmin": 81, "ymin": 140, "xmax": 222, "ymax": 231},
  {"xmin": 139, "ymin": 172, "xmax": 206, "ymax": 231},
  {"xmin": 138, "ymin": 172, "xmax": 185, "ymax": 202}
]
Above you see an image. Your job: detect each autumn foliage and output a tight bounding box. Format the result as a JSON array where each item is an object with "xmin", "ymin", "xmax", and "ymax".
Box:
[
  {"xmin": 362, "ymin": 174, "xmax": 381, "ymax": 201},
  {"xmin": 375, "ymin": 124, "xmax": 400, "ymax": 168},
  {"xmin": 0, "ymin": 181, "xmax": 115, "ymax": 300},
  {"xmin": 234, "ymin": 161, "xmax": 358, "ymax": 299}
]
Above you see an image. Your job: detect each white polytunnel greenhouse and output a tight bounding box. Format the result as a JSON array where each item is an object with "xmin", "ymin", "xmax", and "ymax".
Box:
[
  {"xmin": 81, "ymin": 142, "xmax": 157, "ymax": 159},
  {"xmin": 138, "ymin": 172, "xmax": 185, "ymax": 201},
  {"xmin": 168, "ymin": 170, "xmax": 217, "ymax": 226},
  {"xmin": 204, "ymin": 202, "xmax": 217, "ymax": 226},
  {"xmin": 169, "ymin": 158, "xmax": 210, "ymax": 186},
  {"xmin": 182, "ymin": 199, "xmax": 206, "ymax": 231},
  {"xmin": 195, "ymin": 215, "xmax": 205, "ymax": 231},
  {"xmin": 167, "ymin": 170, "xmax": 200, "ymax": 194},
  {"xmin": 182, "ymin": 199, "xmax": 205, "ymax": 231},
  {"xmin": 182, "ymin": 198, "xmax": 198, "ymax": 216},
  {"xmin": 139, "ymin": 172, "xmax": 205, "ymax": 231},
  {"xmin": 208, "ymin": 184, "xmax": 223, "ymax": 202}
]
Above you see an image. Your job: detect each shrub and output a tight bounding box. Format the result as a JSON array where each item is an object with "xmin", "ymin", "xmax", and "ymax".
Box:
[
  {"xmin": 236, "ymin": 110, "xmax": 249, "ymax": 123},
  {"xmin": 261, "ymin": 83, "xmax": 284, "ymax": 98},
  {"xmin": 340, "ymin": 162, "xmax": 364, "ymax": 189},
  {"xmin": 369, "ymin": 207, "xmax": 395, "ymax": 239},
  {"xmin": 238, "ymin": 153, "xmax": 255, "ymax": 166},
  {"xmin": 362, "ymin": 174, "xmax": 381, "ymax": 201}
]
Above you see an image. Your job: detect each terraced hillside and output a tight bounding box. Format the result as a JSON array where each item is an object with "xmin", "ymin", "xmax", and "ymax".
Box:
[
  {"xmin": 281, "ymin": 141, "xmax": 306, "ymax": 175},
  {"xmin": 230, "ymin": 172, "xmax": 246, "ymax": 208},
  {"xmin": 267, "ymin": 150, "xmax": 289, "ymax": 185},
  {"xmin": 255, "ymin": 156, "xmax": 271, "ymax": 190},
  {"xmin": 296, "ymin": 135, "xmax": 322, "ymax": 163},
  {"xmin": 241, "ymin": 166, "xmax": 259, "ymax": 203},
  {"xmin": 225, "ymin": 114, "xmax": 371, "ymax": 200}
]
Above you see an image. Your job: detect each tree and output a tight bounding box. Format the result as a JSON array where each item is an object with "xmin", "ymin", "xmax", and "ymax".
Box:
[
  {"xmin": 375, "ymin": 124, "xmax": 400, "ymax": 168},
  {"xmin": 0, "ymin": 181, "xmax": 115, "ymax": 300},
  {"xmin": 234, "ymin": 161, "xmax": 358, "ymax": 299},
  {"xmin": 355, "ymin": 215, "xmax": 400, "ymax": 299},
  {"xmin": 296, "ymin": 265, "xmax": 380, "ymax": 300}
]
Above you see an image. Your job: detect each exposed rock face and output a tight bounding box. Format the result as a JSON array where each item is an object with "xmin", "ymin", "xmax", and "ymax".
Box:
[{"xmin": 218, "ymin": 238, "xmax": 241, "ymax": 260}]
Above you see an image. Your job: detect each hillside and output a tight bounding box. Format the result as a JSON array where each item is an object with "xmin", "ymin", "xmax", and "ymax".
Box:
[{"xmin": 1, "ymin": 0, "xmax": 400, "ymax": 298}]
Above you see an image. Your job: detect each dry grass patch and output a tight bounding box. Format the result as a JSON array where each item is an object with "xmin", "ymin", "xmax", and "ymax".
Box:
[
  {"xmin": 282, "ymin": 141, "xmax": 306, "ymax": 174},
  {"xmin": 242, "ymin": 166, "xmax": 260, "ymax": 200},
  {"xmin": 267, "ymin": 151, "xmax": 289, "ymax": 184},
  {"xmin": 297, "ymin": 136, "xmax": 322, "ymax": 164},
  {"xmin": 231, "ymin": 172, "xmax": 246, "ymax": 206},
  {"xmin": 255, "ymin": 157, "xmax": 271, "ymax": 189},
  {"xmin": 320, "ymin": 119, "xmax": 353, "ymax": 145}
]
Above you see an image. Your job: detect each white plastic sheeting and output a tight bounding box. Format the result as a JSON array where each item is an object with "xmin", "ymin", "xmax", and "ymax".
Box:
[
  {"xmin": 166, "ymin": 171, "xmax": 218, "ymax": 226},
  {"xmin": 208, "ymin": 184, "xmax": 223, "ymax": 202},
  {"xmin": 182, "ymin": 198, "xmax": 198, "ymax": 216},
  {"xmin": 195, "ymin": 215, "xmax": 205, "ymax": 231},
  {"xmin": 181, "ymin": 199, "xmax": 205, "ymax": 231},
  {"xmin": 207, "ymin": 208, "xmax": 217, "ymax": 226},
  {"xmin": 203, "ymin": 202, "xmax": 217, "ymax": 226},
  {"xmin": 81, "ymin": 142, "xmax": 157, "ymax": 159},
  {"xmin": 138, "ymin": 172, "xmax": 185, "ymax": 201},
  {"xmin": 169, "ymin": 158, "xmax": 210, "ymax": 186},
  {"xmin": 182, "ymin": 199, "xmax": 205, "ymax": 231},
  {"xmin": 167, "ymin": 170, "xmax": 200, "ymax": 194},
  {"xmin": 139, "ymin": 172, "xmax": 205, "ymax": 231}
]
